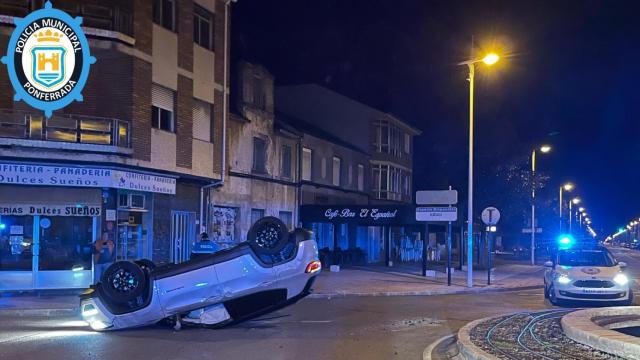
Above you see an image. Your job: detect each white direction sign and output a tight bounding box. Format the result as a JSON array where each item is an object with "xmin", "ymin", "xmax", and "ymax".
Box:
[
  {"xmin": 416, "ymin": 207, "xmax": 457, "ymax": 222},
  {"xmin": 522, "ymin": 228, "xmax": 543, "ymax": 234},
  {"xmin": 416, "ymin": 190, "xmax": 458, "ymax": 205},
  {"xmin": 481, "ymin": 207, "xmax": 501, "ymax": 225}
]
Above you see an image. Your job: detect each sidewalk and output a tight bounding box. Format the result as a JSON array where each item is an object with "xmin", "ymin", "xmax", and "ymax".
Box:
[
  {"xmin": 310, "ymin": 262, "xmax": 545, "ymax": 298},
  {"xmin": 0, "ymin": 291, "xmax": 80, "ymax": 316}
]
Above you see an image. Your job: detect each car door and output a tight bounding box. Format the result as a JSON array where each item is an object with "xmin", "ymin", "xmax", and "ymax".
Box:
[{"xmin": 214, "ymin": 253, "xmax": 276, "ymax": 300}]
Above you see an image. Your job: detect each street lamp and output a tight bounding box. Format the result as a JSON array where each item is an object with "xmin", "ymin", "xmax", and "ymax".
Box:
[
  {"xmin": 530, "ymin": 145, "xmax": 551, "ymax": 265},
  {"xmin": 569, "ymin": 197, "xmax": 581, "ymax": 234},
  {"xmin": 458, "ymin": 51, "xmax": 500, "ymax": 288},
  {"xmin": 559, "ymin": 183, "xmax": 574, "ymax": 232}
]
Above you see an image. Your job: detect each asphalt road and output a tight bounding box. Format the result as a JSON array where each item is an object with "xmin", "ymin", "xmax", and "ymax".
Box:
[{"xmin": 0, "ymin": 247, "xmax": 636, "ymax": 360}]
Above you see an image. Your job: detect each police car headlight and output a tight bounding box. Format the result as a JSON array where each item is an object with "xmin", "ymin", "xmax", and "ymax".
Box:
[
  {"xmin": 557, "ymin": 274, "xmax": 572, "ymax": 284},
  {"xmin": 613, "ymin": 273, "xmax": 629, "ymax": 286}
]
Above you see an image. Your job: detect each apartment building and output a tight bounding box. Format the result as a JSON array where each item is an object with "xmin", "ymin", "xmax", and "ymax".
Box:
[
  {"xmin": 0, "ymin": 0, "xmax": 231, "ymax": 290},
  {"xmin": 210, "ymin": 61, "xmax": 298, "ymax": 243}
]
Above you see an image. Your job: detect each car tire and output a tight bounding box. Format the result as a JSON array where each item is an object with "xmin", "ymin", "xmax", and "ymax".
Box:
[
  {"xmin": 134, "ymin": 259, "xmax": 156, "ymax": 274},
  {"xmin": 247, "ymin": 216, "xmax": 289, "ymax": 255},
  {"xmin": 544, "ymin": 282, "xmax": 549, "ymax": 299},
  {"xmin": 101, "ymin": 261, "xmax": 146, "ymax": 303},
  {"xmin": 548, "ymin": 284, "xmax": 559, "ymax": 306}
]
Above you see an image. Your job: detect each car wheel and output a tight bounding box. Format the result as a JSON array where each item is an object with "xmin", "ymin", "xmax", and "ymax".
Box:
[
  {"xmin": 134, "ymin": 259, "xmax": 156, "ymax": 274},
  {"xmin": 544, "ymin": 282, "xmax": 549, "ymax": 299},
  {"xmin": 548, "ymin": 284, "xmax": 559, "ymax": 306},
  {"xmin": 247, "ymin": 216, "xmax": 289, "ymax": 255},
  {"xmin": 101, "ymin": 261, "xmax": 146, "ymax": 303}
]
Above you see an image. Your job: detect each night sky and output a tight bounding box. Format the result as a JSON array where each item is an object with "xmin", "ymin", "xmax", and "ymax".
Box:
[{"xmin": 232, "ymin": 0, "xmax": 640, "ymax": 236}]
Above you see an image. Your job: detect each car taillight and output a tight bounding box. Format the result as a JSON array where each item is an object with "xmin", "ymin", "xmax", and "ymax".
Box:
[{"xmin": 305, "ymin": 260, "xmax": 321, "ymax": 274}]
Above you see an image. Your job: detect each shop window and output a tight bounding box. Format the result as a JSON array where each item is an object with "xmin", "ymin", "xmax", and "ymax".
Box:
[
  {"xmin": 250, "ymin": 209, "xmax": 265, "ymax": 226},
  {"xmin": 281, "ymin": 145, "xmax": 292, "ymax": 178},
  {"xmin": 193, "ymin": 4, "xmax": 213, "ymax": 50},
  {"xmin": 0, "ymin": 216, "xmax": 34, "ymax": 271},
  {"xmin": 118, "ymin": 193, "xmax": 145, "ymax": 209},
  {"xmin": 252, "ymin": 137, "xmax": 267, "ymax": 174},
  {"xmin": 302, "ymin": 148, "xmax": 312, "ymax": 180},
  {"xmin": 153, "ymin": 0, "xmax": 176, "ymax": 32},
  {"xmin": 39, "ymin": 217, "xmax": 93, "ymax": 271}
]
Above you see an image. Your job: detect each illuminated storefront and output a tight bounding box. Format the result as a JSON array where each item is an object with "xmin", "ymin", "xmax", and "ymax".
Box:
[{"xmin": 0, "ymin": 162, "xmax": 177, "ymax": 290}]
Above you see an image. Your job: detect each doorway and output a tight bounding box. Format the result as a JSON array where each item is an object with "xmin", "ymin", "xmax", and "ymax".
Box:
[{"xmin": 171, "ymin": 211, "xmax": 196, "ymax": 264}]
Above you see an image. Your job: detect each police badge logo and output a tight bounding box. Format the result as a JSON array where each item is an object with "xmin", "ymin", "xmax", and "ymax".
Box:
[{"xmin": 1, "ymin": 1, "xmax": 96, "ymax": 117}]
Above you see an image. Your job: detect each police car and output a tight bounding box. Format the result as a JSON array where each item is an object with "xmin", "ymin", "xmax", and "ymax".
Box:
[
  {"xmin": 79, "ymin": 217, "xmax": 320, "ymax": 331},
  {"xmin": 544, "ymin": 240, "xmax": 633, "ymax": 305}
]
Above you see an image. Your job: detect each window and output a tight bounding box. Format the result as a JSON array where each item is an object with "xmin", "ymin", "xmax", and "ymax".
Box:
[
  {"xmin": 348, "ymin": 165, "xmax": 353, "ymax": 186},
  {"xmin": 373, "ymin": 120, "xmax": 402, "ymax": 157},
  {"xmin": 152, "ymin": 84, "xmax": 175, "ymax": 132},
  {"xmin": 404, "ymin": 133, "xmax": 411, "ymax": 154},
  {"xmin": 250, "ymin": 209, "xmax": 265, "ymax": 226},
  {"xmin": 193, "ymin": 99, "xmax": 213, "ymax": 142},
  {"xmin": 332, "ymin": 156, "xmax": 341, "ymax": 186},
  {"xmin": 252, "ymin": 137, "xmax": 267, "ymax": 174},
  {"xmin": 279, "ymin": 211, "xmax": 293, "ymax": 230},
  {"xmin": 371, "ymin": 163, "xmax": 411, "ymax": 201},
  {"xmin": 357, "ymin": 164, "xmax": 364, "ymax": 191},
  {"xmin": 321, "ymin": 157, "xmax": 327, "ymax": 179},
  {"xmin": 281, "ymin": 145, "xmax": 292, "ymax": 178},
  {"xmin": 153, "ymin": 0, "xmax": 176, "ymax": 31},
  {"xmin": 252, "ymin": 75, "xmax": 265, "ymax": 109},
  {"xmin": 302, "ymin": 148, "xmax": 312, "ymax": 180},
  {"xmin": 193, "ymin": 5, "xmax": 213, "ymax": 50}
]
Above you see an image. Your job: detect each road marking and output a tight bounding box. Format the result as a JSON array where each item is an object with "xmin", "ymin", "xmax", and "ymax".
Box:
[{"xmin": 299, "ymin": 320, "xmax": 332, "ymax": 323}]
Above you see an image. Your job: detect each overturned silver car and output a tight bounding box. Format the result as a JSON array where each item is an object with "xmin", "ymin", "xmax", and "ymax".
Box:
[{"xmin": 80, "ymin": 217, "xmax": 320, "ymax": 331}]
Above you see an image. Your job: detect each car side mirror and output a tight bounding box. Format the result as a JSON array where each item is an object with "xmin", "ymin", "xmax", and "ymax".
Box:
[
  {"xmin": 544, "ymin": 261, "xmax": 554, "ymax": 268},
  {"xmin": 618, "ymin": 261, "xmax": 627, "ymax": 268}
]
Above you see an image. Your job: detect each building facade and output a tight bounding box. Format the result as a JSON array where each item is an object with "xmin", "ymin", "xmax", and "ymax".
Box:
[
  {"xmin": 0, "ymin": 0, "xmax": 231, "ymax": 290},
  {"xmin": 211, "ymin": 62, "xmax": 298, "ymax": 244},
  {"xmin": 276, "ymin": 84, "xmax": 423, "ymax": 266}
]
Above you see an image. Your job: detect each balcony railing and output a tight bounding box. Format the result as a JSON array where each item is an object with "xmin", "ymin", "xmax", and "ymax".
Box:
[{"xmin": 0, "ymin": 109, "xmax": 131, "ymax": 150}]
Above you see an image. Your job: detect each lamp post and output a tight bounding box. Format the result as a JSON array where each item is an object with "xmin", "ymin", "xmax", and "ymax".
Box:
[
  {"xmin": 559, "ymin": 183, "xmax": 574, "ymax": 232},
  {"xmin": 569, "ymin": 197, "xmax": 581, "ymax": 234},
  {"xmin": 458, "ymin": 52, "xmax": 500, "ymax": 288},
  {"xmin": 530, "ymin": 145, "xmax": 551, "ymax": 265}
]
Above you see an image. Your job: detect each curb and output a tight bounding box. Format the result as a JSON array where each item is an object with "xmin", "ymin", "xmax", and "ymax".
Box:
[
  {"xmin": 0, "ymin": 307, "xmax": 79, "ymax": 317},
  {"xmin": 456, "ymin": 316, "xmax": 500, "ymax": 360},
  {"xmin": 308, "ymin": 284, "xmax": 543, "ymax": 299},
  {"xmin": 423, "ymin": 334, "xmax": 456, "ymax": 360},
  {"xmin": 561, "ymin": 306, "xmax": 640, "ymax": 360}
]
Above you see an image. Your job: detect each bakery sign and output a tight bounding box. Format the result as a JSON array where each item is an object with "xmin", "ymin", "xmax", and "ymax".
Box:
[
  {"xmin": 0, "ymin": 163, "xmax": 176, "ymax": 194},
  {"xmin": 0, "ymin": 204, "xmax": 102, "ymax": 217}
]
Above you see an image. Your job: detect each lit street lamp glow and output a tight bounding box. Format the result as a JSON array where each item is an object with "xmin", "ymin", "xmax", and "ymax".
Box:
[
  {"xmin": 482, "ymin": 53, "xmax": 500, "ymax": 65},
  {"xmin": 563, "ymin": 183, "xmax": 574, "ymax": 191},
  {"xmin": 539, "ymin": 145, "xmax": 552, "ymax": 153}
]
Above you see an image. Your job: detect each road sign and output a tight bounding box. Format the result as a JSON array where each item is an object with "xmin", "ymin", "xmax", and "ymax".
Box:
[
  {"xmin": 416, "ymin": 190, "xmax": 458, "ymax": 205},
  {"xmin": 522, "ymin": 228, "xmax": 543, "ymax": 234},
  {"xmin": 416, "ymin": 207, "xmax": 457, "ymax": 222},
  {"xmin": 481, "ymin": 207, "xmax": 500, "ymax": 225}
]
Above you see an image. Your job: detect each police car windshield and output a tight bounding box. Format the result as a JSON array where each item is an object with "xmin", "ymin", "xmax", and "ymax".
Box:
[{"xmin": 557, "ymin": 250, "xmax": 615, "ymax": 267}]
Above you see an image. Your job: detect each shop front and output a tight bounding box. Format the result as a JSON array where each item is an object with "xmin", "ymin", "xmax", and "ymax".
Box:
[
  {"xmin": 299, "ymin": 205, "xmax": 423, "ymax": 268},
  {"xmin": 0, "ymin": 162, "xmax": 177, "ymax": 291}
]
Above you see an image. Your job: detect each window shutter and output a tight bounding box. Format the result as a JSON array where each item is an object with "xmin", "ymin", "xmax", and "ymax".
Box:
[
  {"xmin": 152, "ymin": 83, "xmax": 174, "ymax": 111},
  {"xmin": 192, "ymin": 100, "xmax": 211, "ymax": 142}
]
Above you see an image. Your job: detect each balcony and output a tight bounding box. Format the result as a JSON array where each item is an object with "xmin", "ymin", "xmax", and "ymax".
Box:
[{"xmin": 0, "ymin": 109, "xmax": 132, "ymax": 154}]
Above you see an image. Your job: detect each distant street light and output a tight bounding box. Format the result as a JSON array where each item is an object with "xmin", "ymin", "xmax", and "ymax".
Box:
[
  {"xmin": 458, "ymin": 51, "xmax": 500, "ymax": 288},
  {"xmin": 569, "ymin": 197, "xmax": 581, "ymax": 234},
  {"xmin": 559, "ymin": 183, "xmax": 574, "ymax": 232},
  {"xmin": 530, "ymin": 145, "xmax": 551, "ymax": 265}
]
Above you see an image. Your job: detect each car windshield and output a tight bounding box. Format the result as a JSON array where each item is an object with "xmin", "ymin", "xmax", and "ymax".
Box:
[{"xmin": 557, "ymin": 250, "xmax": 616, "ymax": 267}]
